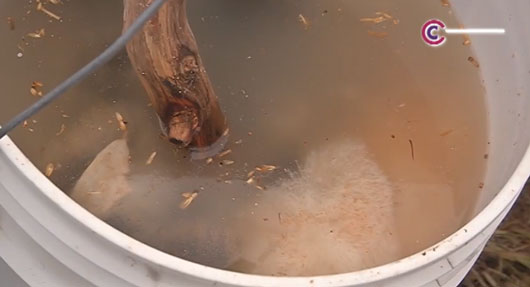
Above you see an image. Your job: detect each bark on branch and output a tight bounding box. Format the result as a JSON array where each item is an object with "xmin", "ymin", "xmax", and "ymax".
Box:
[{"xmin": 123, "ymin": 0, "xmax": 227, "ymax": 148}]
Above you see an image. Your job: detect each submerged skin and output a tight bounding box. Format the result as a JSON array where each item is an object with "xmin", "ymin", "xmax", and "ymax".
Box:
[
  {"xmin": 70, "ymin": 138, "xmax": 131, "ymax": 219},
  {"xmin": 72, "ymin": 139, "xmax": 400, "ymax": 275},
  {"xmin": 232, "ymin": 140, "xmax": 399, "ymax": 275}
]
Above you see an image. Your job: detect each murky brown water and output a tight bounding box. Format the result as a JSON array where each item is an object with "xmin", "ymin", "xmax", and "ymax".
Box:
[{"xmin": 0, "ymin": 0, "xmax": 488, "ymax": 276}]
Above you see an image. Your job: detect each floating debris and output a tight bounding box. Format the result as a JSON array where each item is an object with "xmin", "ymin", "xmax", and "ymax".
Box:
[
  {"xmin": 30, "ymin": 81, "xmax": 44, "ymax": 97},
  {"xmin": 240, "ymin": 89, "xmax": 249, "ymax": 98},
  {"xmin": 222, "ymin": 128, "xmax": 230, "ymax": 137},
  {"xmin": 30, "ymin": 88, "xmax": 40, "ymax": 97},
  {"xmin": 440, "ymin": 129, "xmax": 454, "ymax": 137},
  {"xmin": 205, "ymin": 157, "xmax": 213, "ymax": 164},
  {"xmin": 298, "ymin": 14, "xmax": 310, "ymax": 30},
  {"xmin": 27, "ymin": 28, "xmax": 45, "ymax": 38},
  {"xmin": 360, "ymin": 16, "xmax": 386, "ymax": 24},
  {"xmin": 468, "ymin": 56, "xmax": 480, "ymax": 68},
  {"xmin": 48, "ymin": 0, "xmax": 62, "ymax": 4},
  {"xmin": 441, "ymin": 0, "xmax": 451, "ymax": 7},
  {"xmin": 218, "ymin": 149, "xmax": 232, "ymax": 158},
  {"xmin": 36, "ymin": 1, "xmax": 61, "ymax": 21},
  {"xmin": 245, "ymin": 164, "xmax": 278, "ymax": 190},
  {"xmin": 145, "ymin": 151, "xmax": 157, "ymax": 165},
  {"xmin": 367, "ymin": 30, "xmax": 389, "ymax": 39},
  {"xmin": 17, "ymin": 52, "xmax": 23, "ymax": 58},
  {"xmin": 361, "ymin": 11, "xmax": 399, "ymax": 25},
  {"xmin": 234, "ymin": 139, "xmax": 243, "ymax": 144},
  {"xmin": 219, "ymin": 160, "xmax": 235, "ymax": 166},
  {"xmin": 115, "ymin": 112, "xmax": 127, "ymax": 131},
  {"xmin": 55, "ymin": 123, "xmax": 65, "ymax": 136},
  {"xmin": 408, "ymin": 139, "xmax": 415, "ymax": 160},
  {"xmin": 7, "ymin": 17, "xmax": 15, "ymax": 30},
  {"xmin": 255, "ymin": 165, "xmax": 277, "ymax": 172},
  {"xmin": 246, "ymin": 177, "xmax": 255, "ymax": 185},
  {"xmin": 463, "ymin": 34, "xmax": 471, "ymax": 46},
  {"xmin": 247, "ymin": 170, "xmax": 256, "ymax": 178},
  {"xmin": 179, "ymin": 190, "xmax": 199, "ymax": 209},
  {"xmin": 45, "ymin": 163, "xmax": 54, "ymax": 177}
]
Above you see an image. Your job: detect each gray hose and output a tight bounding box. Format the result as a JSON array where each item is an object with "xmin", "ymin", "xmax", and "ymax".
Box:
[{"xmin": 0, "ymin": 0, "xmax": 168, "ymax": 139}]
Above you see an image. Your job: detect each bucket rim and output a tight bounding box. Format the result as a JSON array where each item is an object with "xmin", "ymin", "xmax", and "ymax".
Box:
[{"xmin": 0, "ymin": 134, "xmax": 528, "ymax": 287}]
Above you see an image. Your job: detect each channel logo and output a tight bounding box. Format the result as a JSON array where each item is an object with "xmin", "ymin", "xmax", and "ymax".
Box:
[
  {"xmin": 421, "ymin": 19, "xmax": 446, "ymax": 47},
  {"xmin": 421, "ymin": 19, "xmax": 505, "ymax": 47}
]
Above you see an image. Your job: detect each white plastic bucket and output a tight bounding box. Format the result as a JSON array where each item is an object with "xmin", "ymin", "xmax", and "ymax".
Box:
[{"xmin": 1, "ymin": 0, "xmax": 530, "ymax": 286}]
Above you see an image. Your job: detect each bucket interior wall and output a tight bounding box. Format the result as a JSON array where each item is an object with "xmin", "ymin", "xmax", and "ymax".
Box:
[{"xmin": 451, "ymin": 1, "xmax": 530, "ymax": 213}]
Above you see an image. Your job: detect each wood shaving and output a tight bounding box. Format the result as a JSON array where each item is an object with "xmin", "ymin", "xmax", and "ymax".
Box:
[
  {"xmin": 27, "ymin": 28, "xmax": 45, "ymax": 38},
  {"xmin": 246, "ymin": 177, "xmax": 255, "ymax": 184},
  {"xmin": 7, "ymin": 17, "xmax": 15, "ymax": 30},
  {"xmin": 298, "ymin": 14, "xmax": 310, "ymax": 30},
  {"xmin": 440, "ymin": 129, "xmax": 454, "ymax": 137},
  {"xmin": 255, "ymin": 165, "xmax": 277, "ymax": 172},
  {"xmin": 217, "ymin": 149, "xmax": 232, "ymax": 158},
  {"xmin": 463, "ymin": 34, "xmax": 471, "ymax": 46},
  {"xmin": 408, "ymin": 139, "xmax": 415, "ymax": 160},
  {"xmin": 30, "ymin": 81, "xmax": 44, "ymax": 97},
  {"xmin": 145, "ymin": 151, "xmax": 157, "ymax": 165},
  {"xmin": 376, "ymin": 12, "xmax": 394, "ymax": 20},
  {"xmin": 30, "ymin": 87, "xmax": 41, "ymax": 97},
  {"xmin": 55, "ymin": 123, "xmax": 65, "ymax": 136},
  {"xmin": 219, "ymin": 160, "xmax": 234, "ymax": 166},
  {"xmin": 36, "ymin": 1, "xmax": 61, "ymax": 21},
  {"xmin": 361, "ymin": 12, "xmax": 399, "ymax": 25},
  {"xmin": 367, "ymin": 31, "xmax": 389, "ymax": 39},
  {"xmin": 45, "ymin": 163, "xmax": 54, "ymax": 177},
  {"xmin": 115, "ymin": 112, "xmax": 127, "ymax": 131},
  {"xmin": 179, "ymin": 191, "xmax": 198, "ymax": 209},
  {"xmin": 360, "ymin": 16, "xmax": 387, "ymax": 24},
  {"xmin": 247, "ymin": 170, "xmax": 255, "ymax": 178},
  {"xmin": 468, "ymin": 56, "xmax": 480, "ymax": 68}
]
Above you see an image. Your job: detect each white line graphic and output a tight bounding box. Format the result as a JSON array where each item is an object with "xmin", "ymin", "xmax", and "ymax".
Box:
[{"xmin": 444, "ymin": 28, "xmax": 506, "ymax": 35}]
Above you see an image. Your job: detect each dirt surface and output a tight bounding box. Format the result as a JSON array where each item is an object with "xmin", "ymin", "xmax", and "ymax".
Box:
[{"xmin": 460, "ymin": 181, "xmax": 530, "ymax": 287}]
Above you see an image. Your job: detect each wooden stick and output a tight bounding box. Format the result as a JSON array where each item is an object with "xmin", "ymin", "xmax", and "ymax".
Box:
[{"xmin": 123, "ymin": 0, "xmax": 227, "ymax": 148}]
